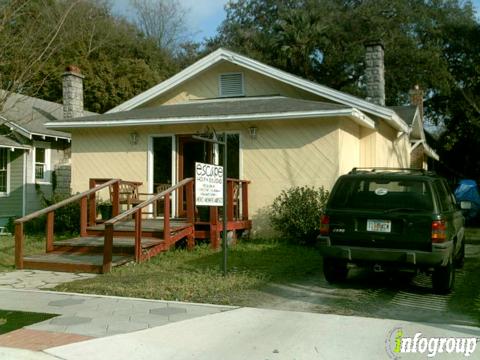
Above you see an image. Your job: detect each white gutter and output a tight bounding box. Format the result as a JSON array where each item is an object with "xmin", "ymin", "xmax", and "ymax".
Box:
[
  {"xmin": 6, "ymin": 121, "xmax": 70, "ymax": 141},
  {"xmin": 47, "ymin": 108, "xmax": 376, "ymax": 130},
  {"xmin": 424, "ymin": 143, "xmax": 440, "ymax": 161},
  {"xmin": 22, "ymin": 151, "xmax": 27, "ymax": 216},
  {"xmin": 0, "ymin": 144, "xmax": 30, "ymax": 150}
]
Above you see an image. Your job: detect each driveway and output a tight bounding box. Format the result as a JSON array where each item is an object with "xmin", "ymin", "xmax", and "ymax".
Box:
[{"xmin": 245, "ymin": 228, "xmax": 480, "ymax": 328}]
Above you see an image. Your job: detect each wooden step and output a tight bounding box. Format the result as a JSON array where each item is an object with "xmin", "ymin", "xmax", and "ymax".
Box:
[
  {"xmin": 22, "ymin": 253, "xmax": 133, "ymax": 274},
  {"xmin": 52, "ymin": 236, "xmax": 164, "ymax": 255}
]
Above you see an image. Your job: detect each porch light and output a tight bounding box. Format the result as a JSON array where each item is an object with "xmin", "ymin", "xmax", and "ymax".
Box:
[
  {"xmin": 129, "ymin": 131, "xmax": 138, "ymax": 145},
  {"xmin": 248, "ymin": 126, "xmax": 257, "ymax": 139}
]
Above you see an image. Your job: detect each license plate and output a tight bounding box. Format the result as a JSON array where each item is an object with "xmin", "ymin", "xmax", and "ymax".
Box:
[{"xmin": 367, "ymin": 219, "xmax": 391, "ymax": 233}]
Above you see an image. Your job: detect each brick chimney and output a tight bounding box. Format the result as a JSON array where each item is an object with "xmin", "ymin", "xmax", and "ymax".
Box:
[
  {"xmin": 409, "ymin": 85, "xmax": 424, "ymax": 119},
  {"xmin": 62, "ymin": 65, "xmax": 84, "ymax": 119},
  {"xmin": 364, "ymin": 42, "xmax": 385, "ymax": 106}
]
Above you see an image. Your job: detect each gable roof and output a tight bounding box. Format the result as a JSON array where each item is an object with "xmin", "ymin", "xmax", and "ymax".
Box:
[
  {"xmin": 47, "ymin": 96, "xmax": 375, "ymax": 129},
  {"xmin": 0, "ymin": 90, "xmax": 95, "ymax": 141},
  {"xmin": 389, "ymin": 105, "xmax": 418, "ymax": 126},
  {"xmin": 391, "ymin": 104, "xmax": 439, "ymax": 160},
  {"xmin": 106, "ymin": 48, "xmax": 408, "ymax": 133}
]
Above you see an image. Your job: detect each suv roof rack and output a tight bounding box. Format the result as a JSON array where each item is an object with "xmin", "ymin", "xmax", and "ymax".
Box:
[{"xmin": 349, "ymin": 167, "xmax": 436, "ymax": 175}]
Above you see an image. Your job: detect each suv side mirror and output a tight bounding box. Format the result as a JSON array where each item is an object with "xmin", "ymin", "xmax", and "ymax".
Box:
[{"xmin": 460, "ymin": 201, "xmax": 472, "ymax": 210}]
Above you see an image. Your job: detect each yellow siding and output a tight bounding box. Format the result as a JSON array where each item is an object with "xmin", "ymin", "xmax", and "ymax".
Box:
[
  {"xmin": 338, "ymin": 119, "xmax": 360, "ymax": 175},
  {"xmin": 143, "ymin": 61, "xmax": 324, "ymax": 107},
  {"xmin": 70, "ymin": 117, "xmax": 343, "ymax": 236},
  {"xmin": 359, "ymin": 127, "xmax": 376, "ymax": 167},
  {"xmin": 71, "ymin": 128, "xmax": 149, "ymax": 194},
  {"xmin": 375, "ymin": 121, "xmax": 410, "ymax": 167},
  {"xmin": 242, "ymin": 118, "xmax": 340, "ymax": 225}
]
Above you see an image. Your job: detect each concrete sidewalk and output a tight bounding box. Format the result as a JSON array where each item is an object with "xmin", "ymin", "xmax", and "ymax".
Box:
[
  {"xmin": 0, "ymin": 288, "xmax": 234, "ymax": 339},
  {"xmin": 0, "ymin": 281, "xmax": 479, "ymax": 359},
  {"xmin": 2, "ymin": 307, "xmax": 477, "ymax": 360}
]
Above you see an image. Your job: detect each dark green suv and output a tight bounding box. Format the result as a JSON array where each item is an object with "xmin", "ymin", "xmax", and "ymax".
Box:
[{"xmin": 318, "ymin": 168, "xmax": 466, "ymax": 294}]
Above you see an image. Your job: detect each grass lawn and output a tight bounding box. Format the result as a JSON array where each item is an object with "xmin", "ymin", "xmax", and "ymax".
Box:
[
  {"xmin": 0, "ymin": 235, "xmax": 46, "ymax": 272},
  {"xmin": 0, "ymin": 310, "xmax": 57, "ymax": 334},
  {"xmin": 55, "ymin": 240, "xmax": 323, "ymax": 305}
]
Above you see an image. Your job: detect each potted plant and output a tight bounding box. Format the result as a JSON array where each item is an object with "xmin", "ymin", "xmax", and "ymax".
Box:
[{"xmin": 97, "ymin": 200, "xmax": 113, "ymax": 220}]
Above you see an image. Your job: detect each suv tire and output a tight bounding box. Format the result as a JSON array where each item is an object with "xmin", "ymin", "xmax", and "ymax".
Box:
[
  {"xmin": 432, "ymin": 256, "xmax": 455, "ymax": 294},
  {"xmin": 323, "ymin": 258, "xmax": 348, "ymax": 283},
  {"xmin": 455, "ymin": 240, "xmax": 465, "ymax": 269}
]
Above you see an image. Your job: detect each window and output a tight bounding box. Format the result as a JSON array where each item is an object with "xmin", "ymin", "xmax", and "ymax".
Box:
[
  {"xmin": 435, "ymin": 180, "xmax": 454, "ymax": 212},
  {"xmin": 35, "ymin": 148, "xmax": 46, "ymax": 180},
  {"xmin": 34, "ymin": 144, "xmax": 50, "ymax": 182},
  {"xmin": 330, "ymin": 178, "xmax": 433, "ymax": 211},
  {"xmin": 219, "ymin": 73, "xmax": 244, "ymax": 97},
  {"xmin": 0, "ymin": 148, "xmax": 7, "ymax": 194}
]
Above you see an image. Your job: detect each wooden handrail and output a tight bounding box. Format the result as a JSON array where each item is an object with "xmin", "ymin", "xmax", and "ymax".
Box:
[
  {"xmin": 102, "ymin": 177, "xmax": 194, "ymax": 272},
  {"xmin": 15, "ymin": 179, "xmax": 120, "ymax": 224},
  {"xmin": 105, "ymin": 177, "xmax": 194, "ymax": 225},
  {"xmin": 15, "ymin": 178, "xmax": 122, "ymax": 271}
]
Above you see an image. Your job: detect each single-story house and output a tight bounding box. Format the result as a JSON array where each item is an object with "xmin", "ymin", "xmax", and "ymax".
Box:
[
  {"xmin": 46, "ymin": 46, "xmax": 438, "ymax": 235},
  {"xmin": 0, "ymin": 66, "xmax": 93, "ymax": 230}
]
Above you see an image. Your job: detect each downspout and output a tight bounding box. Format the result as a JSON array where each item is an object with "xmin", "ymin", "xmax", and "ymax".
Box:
[{"xmin": 22, "ymin": 149, "xmax": 27, "ymax": 216}]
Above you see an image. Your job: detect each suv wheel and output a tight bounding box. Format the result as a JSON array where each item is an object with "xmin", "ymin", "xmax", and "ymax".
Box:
[
  {"xmin": 432, "ymin": 256, "xmax": 455, "ymax": 294},
  {"xmin": 455, "ymin": 240, "xmax": 465, "ymax": 269},
  {"xmin": 323, "ymin": 258, "xmax": 349, "ymax": 283}
]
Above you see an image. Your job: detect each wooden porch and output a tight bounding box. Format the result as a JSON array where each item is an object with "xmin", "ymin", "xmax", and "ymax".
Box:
[{"xmin": 14, "ymin": 177, "xmax": 252, "ymax": 274}]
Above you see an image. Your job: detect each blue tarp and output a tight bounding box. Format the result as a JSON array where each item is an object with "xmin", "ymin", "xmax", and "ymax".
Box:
[{"xmin": 454, "ymin": 179, "xmax": 480, "ymax": 220}]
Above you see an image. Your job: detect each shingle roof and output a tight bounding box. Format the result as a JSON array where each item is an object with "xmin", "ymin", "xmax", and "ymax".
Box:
[
  {"xmin": 389, "ymin": 105, "xmax": 417, "ymax": 126},
  {"xmin": 0, "ymin": 90, "xmax": 95, "ymax": 139},
  {"xmin": 0, "ymin": 134, "xmax": 29, "ymax": 149},
  {"xmin": 54, "ymin": 96, "xmax": 350, "ymax": 124}
]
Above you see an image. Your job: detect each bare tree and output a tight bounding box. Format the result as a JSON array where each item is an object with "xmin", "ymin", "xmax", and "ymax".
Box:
[
  {"xmin": 0, "ymin": 0, "xmax": 80, "ymax": 112},
  {"xmin": 130, "ymin": 0, "xmax": 190, "ymax": 53}
]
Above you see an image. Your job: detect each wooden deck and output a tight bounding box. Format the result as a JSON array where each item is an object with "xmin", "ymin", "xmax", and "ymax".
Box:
[
  {"xmin": 86, "ymin": 218, "xmax": 192, "ymax": 235},
  {"xmin": 14, "ymin": 177, "xmax": 252, "ymax": 274}
]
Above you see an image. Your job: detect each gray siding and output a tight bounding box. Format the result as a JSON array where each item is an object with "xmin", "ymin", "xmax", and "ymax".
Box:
[{"xmin": 0, "ymin": 149, "xmax": 25, "ymax": 222}]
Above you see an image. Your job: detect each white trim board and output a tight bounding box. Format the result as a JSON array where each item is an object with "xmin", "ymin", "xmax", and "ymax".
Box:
[{"xmin": 48, "ymin": 108, "xmax": 376, "ymax": 130}]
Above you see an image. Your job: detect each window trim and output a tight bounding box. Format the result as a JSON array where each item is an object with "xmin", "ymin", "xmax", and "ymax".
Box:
[
  {"xmin": 0, "ymin": 148, "xmax": 10, "ymax": 197},
  {"xmin": 33, "ymin": 142, "xmax": 51, "ymax": 184},
  {"xmin": 218, "ymin": 72, "xmax": 245, "ymax": 98}
]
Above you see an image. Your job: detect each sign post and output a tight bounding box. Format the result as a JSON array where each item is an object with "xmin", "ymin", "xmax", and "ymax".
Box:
[{"xmin": 192, "ymin": 131, "xmax": 228, "ymax": 276}]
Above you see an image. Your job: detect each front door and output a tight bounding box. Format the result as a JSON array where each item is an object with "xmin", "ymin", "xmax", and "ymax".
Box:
[
  {"xmin": 178, "ymin": 136, "xmax": 212, "ymax": 216},
  {"xmin": 149, "ymin": 136, "xmax": 174, "ymax": 217}
]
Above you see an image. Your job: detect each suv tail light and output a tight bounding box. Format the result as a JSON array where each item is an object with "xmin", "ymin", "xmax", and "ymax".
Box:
[
  {"xmin": 432, "ymin": 220, "xmax": 446, "ymax": 243},
  {"xmin": 320, "ymin": 214, "xmax": 330, "ymax": 236}
]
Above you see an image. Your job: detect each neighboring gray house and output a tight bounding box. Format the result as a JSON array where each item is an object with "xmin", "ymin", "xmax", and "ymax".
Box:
[{"xmin": 0, "ymin": 66, "xmax": 91, "ymax": 230}]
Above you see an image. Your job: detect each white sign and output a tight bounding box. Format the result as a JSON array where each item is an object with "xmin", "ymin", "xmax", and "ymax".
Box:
[{"xmin": 195, "ymin": 162, "xmax": 223, "ymax": 206}]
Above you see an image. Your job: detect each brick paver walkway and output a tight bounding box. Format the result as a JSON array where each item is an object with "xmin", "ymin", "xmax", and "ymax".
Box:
[{"xmin": 0, "ymin": 328, "xmax": 92, "ymax": 351}]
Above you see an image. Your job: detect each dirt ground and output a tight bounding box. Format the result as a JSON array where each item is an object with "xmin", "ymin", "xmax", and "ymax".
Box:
[{"xmin": 243, "ymin": 229, "xmax": 480, "ymax": 327}]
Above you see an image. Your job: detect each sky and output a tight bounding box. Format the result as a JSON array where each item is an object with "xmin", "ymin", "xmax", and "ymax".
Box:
[
  {"xmin": 112, "ymin": 0, "xmax": 480, "ymax": 43},
  {"xmin": 111, "ymin": 0, "xmax": 229, "ymax": 43}
]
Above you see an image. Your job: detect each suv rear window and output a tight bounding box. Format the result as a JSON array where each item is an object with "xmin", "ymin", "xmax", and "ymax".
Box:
[{"xmin": 329, "ymin": 177, "xmax": 434, "ymax": 211}]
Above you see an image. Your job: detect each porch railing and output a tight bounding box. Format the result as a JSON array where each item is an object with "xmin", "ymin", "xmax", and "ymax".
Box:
[
  {"xmin": 102, "ymin": 177, "xmax": 195, "ymax": 272},
  {"xmin": 14, "ymin": 178, "xmax": 121, "ymax": 269}
]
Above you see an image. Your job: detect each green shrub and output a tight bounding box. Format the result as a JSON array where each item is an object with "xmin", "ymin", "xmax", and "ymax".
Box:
[
  {"xmin": 53, "ymin": 199, "xmax": 80, "ymax": 235},
  {"xmin": 269, "ymin": 186, "xmax": 329, "ymax": 245}
]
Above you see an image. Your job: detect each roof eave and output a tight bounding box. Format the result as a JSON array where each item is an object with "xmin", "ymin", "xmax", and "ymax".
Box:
[
  {"xmin": 424, "ymin": 143, "xmax": 439, "ymax": 161},
  {"xmin": 47, "ymin": 109, "xmax": 375, "ymax": 130},
  {"xmin": 0, "ymin": 143, "xmax": 30, "ymax": 150},
  {"xmin": 7, "ymin": 121, "xmax": 70, "ymax": 141}
]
